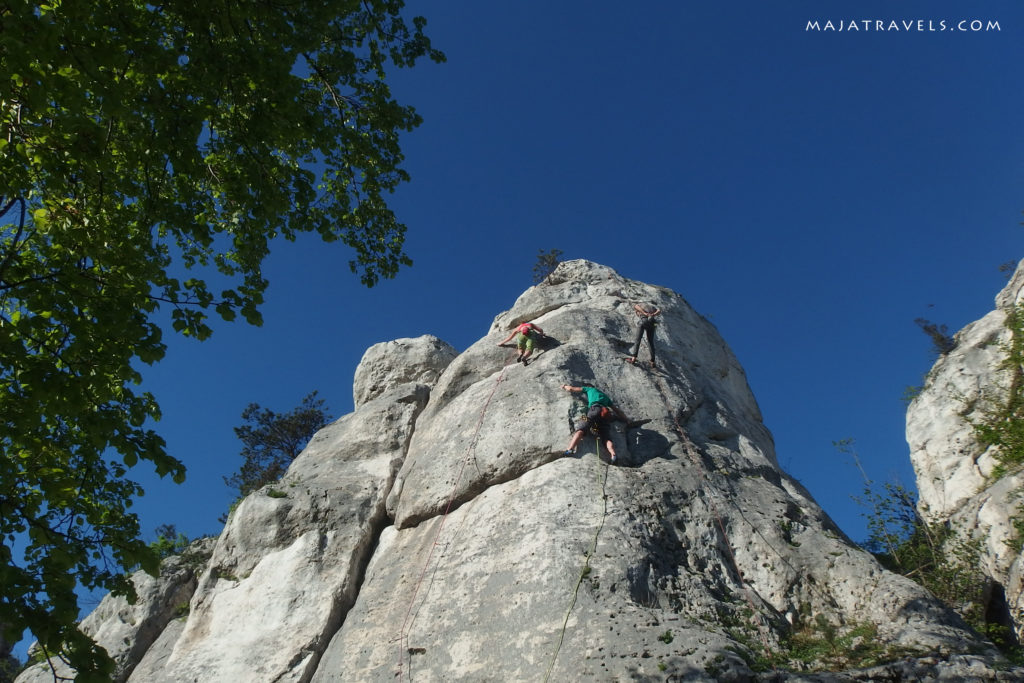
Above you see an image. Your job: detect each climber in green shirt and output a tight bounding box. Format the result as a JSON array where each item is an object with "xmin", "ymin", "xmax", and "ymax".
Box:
[{"xmin": 560, "ymin": 384, "xmax": 630, "ymax": 463}]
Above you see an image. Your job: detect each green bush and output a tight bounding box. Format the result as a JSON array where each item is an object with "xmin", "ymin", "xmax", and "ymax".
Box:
[
  {"xmin": 972, "ymin": 305, "xmax": 1024, "ymax": 479},
  {"xmin": 149, "ymin": 524, "xmax": 191, "ymax": 561}
]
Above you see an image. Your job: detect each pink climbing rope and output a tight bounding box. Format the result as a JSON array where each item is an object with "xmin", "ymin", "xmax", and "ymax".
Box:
[{"xmin": 395, "ymin": 354, "xmax": 514, "ymax": 681}]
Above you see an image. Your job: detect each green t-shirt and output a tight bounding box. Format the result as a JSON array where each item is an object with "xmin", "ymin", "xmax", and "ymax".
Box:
[{"xmin": 582, "ymin": 386, "xmax": 612, "ymax": 407}]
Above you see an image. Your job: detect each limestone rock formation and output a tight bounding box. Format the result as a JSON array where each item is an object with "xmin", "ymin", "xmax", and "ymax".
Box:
[
  {"xmin": 353, "ymin": 336, "xmax": 457, "ymax": 408},
  {"xmin": 906, "ymin": 260, "xmax": 1024, "ymax": 643},
  {"xmin": 22, "ymin": 260, "xmax": 1022, "ymax": 682},
  {"xmin": 16, "ymin": 539, "xmax": 213, "ymax": 683},
  {"xmin": 126, "ymin": 363, "xmax": 439, "ymax": 681}
]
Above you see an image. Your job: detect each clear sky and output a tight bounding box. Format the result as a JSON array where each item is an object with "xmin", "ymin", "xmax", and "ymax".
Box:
[{"xmin": 130, "ymin": 1, "xmax": 1023, "ymax": 560}]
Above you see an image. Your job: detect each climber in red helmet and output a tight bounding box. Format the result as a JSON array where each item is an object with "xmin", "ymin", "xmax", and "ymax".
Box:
[{"xmin": 498, "ymin": 321, "xmax": 546, "ymax": 365}]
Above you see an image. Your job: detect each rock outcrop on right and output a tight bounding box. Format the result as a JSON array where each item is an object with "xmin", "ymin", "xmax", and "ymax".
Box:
[{"xmin": 907, "ymin": 259, "xmax": 1024, "ymax": 645}]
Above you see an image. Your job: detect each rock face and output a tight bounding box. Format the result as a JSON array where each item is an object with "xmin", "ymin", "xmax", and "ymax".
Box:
[
  {"xmin": 127, "ymin": 368, "xmax": 435, "ymax": 681},
  {"xmin": 906, "ymin": 260, "xmax": 1024, "ymax": 644},
  {"xmin": 23, "ymin": 260, "xmax": 1021, "ymax": 681},
  {"xmin": 16, "ymin": 539, "xmax": 213, "ymax": 683},
  {"xmin": 353, "ymin": 336, "xmax": 457, "ymax": 408}
]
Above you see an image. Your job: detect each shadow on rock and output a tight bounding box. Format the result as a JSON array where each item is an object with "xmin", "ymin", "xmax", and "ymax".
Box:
[
  {"xmin": 617, "ymin": 425, "xmax": 673, "ymax": 468},
  {"xmin": 533, "ymin": 334, "xmax": 562, "ymax": 354}
]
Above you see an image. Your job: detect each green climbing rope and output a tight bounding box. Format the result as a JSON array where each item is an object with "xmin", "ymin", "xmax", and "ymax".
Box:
[{"xmin": 543, "ymin": 439, "xmax": 610, "ymax": 682}]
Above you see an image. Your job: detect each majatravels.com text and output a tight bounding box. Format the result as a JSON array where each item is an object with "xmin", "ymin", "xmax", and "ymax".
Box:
[{"xmin": 807, "ymin": 19, "xmax": 1001, "ymax": 32}]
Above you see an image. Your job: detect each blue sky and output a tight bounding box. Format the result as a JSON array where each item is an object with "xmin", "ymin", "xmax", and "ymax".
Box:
[{"xmin": 131, "ymin": 1, "xmax": 1023, "ymax": 558}]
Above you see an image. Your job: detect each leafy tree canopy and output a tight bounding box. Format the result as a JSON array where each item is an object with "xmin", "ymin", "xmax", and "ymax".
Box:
[
  {"xmin": 224, "ymin": 391, "xmax": 331, "ymax": 502},
  {"xmin": 0, "ymin": 1, "xmax": 441, "ymax": 676}
]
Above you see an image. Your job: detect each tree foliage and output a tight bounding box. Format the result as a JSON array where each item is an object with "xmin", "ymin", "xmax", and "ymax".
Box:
[
  {"xmin": 845, "ymin": 442, "xmax": 1023, "ymax": 660},
  {"xmin": 224, "ymin": 391, "xmax": 331, "ymax": 501},
  {"xmin": 0, "ymin": 0, "xmax": 441, "ymax": 675},
  {"xmin": 148, "ymin": 524, "xmax": 191, "ymax": 562},
  {"xmin": 532, "ymin": 248, "xmax": 563, "ymax": 284},
  {"xmin": 914, "ymin": 317, "xmax": 956, "ymax": 357},
  {"xmin": 854, "ymin": 480, "xmax": 1016, "ymax": 648},
  {"xmin": 971, "ymin": 305, "xmax": 1024, "ymax": 480}
]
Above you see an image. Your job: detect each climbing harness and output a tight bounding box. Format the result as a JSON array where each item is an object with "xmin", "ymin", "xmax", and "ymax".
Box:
[{"xmin": 394, "ymin": 353, "xmax": 515, "ymax": 682}]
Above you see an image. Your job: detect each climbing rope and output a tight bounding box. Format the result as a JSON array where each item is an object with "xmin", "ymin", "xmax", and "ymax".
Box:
[
  {"xmin": 543, "ymin": 437, "xmax": 610, "ymax": 683},
  {"xmin": 394, "ymin": 343, "xmax": 792, "ymax": 679},
  {"xmin": 636, "ymin": 362, "xmax": 847, "ymax": 669},
  {"xmin": 648, "ymin": 369, "xmax": 775, "ymax": 655},
  {"xmin": 395, "ymin": 354, "xmax": 514, "ymax": 682}
]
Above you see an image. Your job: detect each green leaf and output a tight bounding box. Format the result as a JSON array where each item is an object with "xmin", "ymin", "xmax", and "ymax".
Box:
[{"xmin": 31, "ymin": 207, "xmax": 48, "ymax": 228}]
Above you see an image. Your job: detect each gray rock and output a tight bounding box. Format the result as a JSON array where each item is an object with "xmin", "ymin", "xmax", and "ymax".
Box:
[
  {"xmin": 320, "ymin": 456, "xmax": 985, "ymax": 681},
  {"xmin": 353, "ymin": 335, "xmax": 457, "ymax": 408},
  {"xmin": 316, "ymin": 260, "xmax": 1000, "ymax": 680},
  {"xmin": 907, "ymin": 258, "xmax": 1024, "ymax": 643},
  {"xmin": 16, "ymin": 538, "xmax": 213, "ymax": 683},
  {"xmin": 128, "ymin": 618, "xmax": 187, "ymax": 681},
  {"xmin": 129, "ymin": 382, "xmax": 429, "ymax": 682}
]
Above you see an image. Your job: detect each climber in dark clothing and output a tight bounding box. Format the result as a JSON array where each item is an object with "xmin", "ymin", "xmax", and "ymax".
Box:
[{"xmin": 626, "ymin": 302, "xmax": 661, "ymax": 368}]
